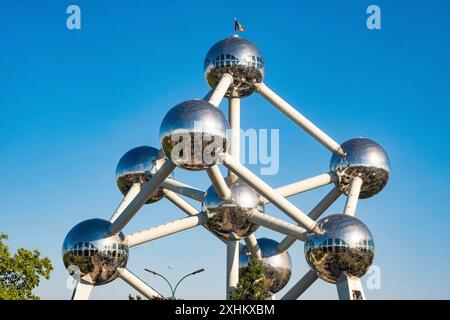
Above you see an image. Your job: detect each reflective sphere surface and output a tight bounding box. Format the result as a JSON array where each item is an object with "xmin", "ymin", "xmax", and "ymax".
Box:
[
  {"xmin": 304, "ymin": 214, "xmax": 374, "ymax": 284},
  {"xmin": 62, "ymin": 219, "xmax": 128, "ymax": 285},
  {"xmin": 160, "ymin": 100, "xmax": 229, "ymax": 171},
  {"xmin": 204, "ymin": 35, "xmax": 264, "ymax": 98},
  {"xmin": 202, "ymin": 179, "xmax": 263, "ymax": 240},
  {"xmin": 240, "ymin": 238, "xmax": 292, "ymax": 294},
  {"xmin": 330, "ymin": 138, "xmax": 390, "ymax": 198},
  {"xmin": 116, "ymin": 146, "xmax": 167, "ymax": 203}
]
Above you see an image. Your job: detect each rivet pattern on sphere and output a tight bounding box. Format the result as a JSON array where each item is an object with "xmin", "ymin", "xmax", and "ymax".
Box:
[
  {"xmin": 202, "ymin": 179, "xmax": 264, "ymax": 240},
  {"xmin": 304, "ymin": 214, "xmax": 375, "ymax": 284},
  {"xmin": 116, "ymin": 146, "xmax": 167, "ymax": 203},
  {"xmin": 330, "ymin": 138, "xmax": 390, "ymax": 198},
  {"xmin": 160, "ymin": 99, "xmax": 229, "ymax": 171},
  {"xmin": 62, "ymin": 219, "xmax": 129, "ymax": 285},
  {"xmin": 204, "ymin": 36, "xmax": 264, "ymax": 98},
  {"xmin": 240, "ymin": 238, "xmax": 292, "ymax": 294}
]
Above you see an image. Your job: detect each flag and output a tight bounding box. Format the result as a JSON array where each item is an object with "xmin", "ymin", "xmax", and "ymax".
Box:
[{"xmin": 234, "ymin": 17, "xmax": 245, "ymax": 31}]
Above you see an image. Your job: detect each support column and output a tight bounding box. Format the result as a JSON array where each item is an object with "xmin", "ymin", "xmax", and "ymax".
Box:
[
  {"xmin": 226, "ymin": 239, "xmax": 240, "ymax": 299},
  {"xmin": 71, "ymin": 280, "xmax": 93, "ymax": 300},
  {"xmin": 336, "ymin": 274, "xmax": 366, "ymax": 300},
  {"xmin": 228, "ymin": 97, "xmax": 240, "ymax": 182}
]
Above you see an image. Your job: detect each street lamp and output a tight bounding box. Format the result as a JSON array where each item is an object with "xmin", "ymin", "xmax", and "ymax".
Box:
[{"xmin": 144, "ymin": 268, "xmax": 205, "ymax": 299}]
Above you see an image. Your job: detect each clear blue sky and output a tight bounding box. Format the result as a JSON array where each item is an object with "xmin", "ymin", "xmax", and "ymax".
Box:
[{"xmin": 1, "ymin": 0, "xmax": 449, "ymax": 299}]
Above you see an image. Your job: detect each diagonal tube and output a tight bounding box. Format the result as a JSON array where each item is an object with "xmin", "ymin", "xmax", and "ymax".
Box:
[
  {"xmin": 109, "ymin": 160, "xmax": 176, "ymax": 234},
  {"xmin": 277, "ymin": 187, "xmax": 341, "ymax": 252},
  {"xmin": 254, "ymin": 83, "xmax": 344, "ymax": 155},
  {"xmin": 219, "ymin": 153, "xmax": 321, "ymax": 234}
]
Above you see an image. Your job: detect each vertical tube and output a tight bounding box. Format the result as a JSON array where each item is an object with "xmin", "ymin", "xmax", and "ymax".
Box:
[
  {"xmin": 226, "ymin": 240, "xmax": 240, "ymax": 299},
  {"xmin": 71, "ymin": 280, "xmax": 93, "ymax": 300},
  {"xmin": 228, "ymin": 97, "xmax": 241, "ymax": 182},
  {"xmin": 336, "ymin": 274, "xmax": 366, "ymax": 300}
]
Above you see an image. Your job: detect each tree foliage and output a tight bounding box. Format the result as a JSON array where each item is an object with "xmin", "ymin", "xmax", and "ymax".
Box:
[
  {"xmin": 229, "ymin": 258, "xmax": 268, "ymax": 300},
  {"xmin": 0, "ymin": 233, "xmax": 53, "ymax": 300}
]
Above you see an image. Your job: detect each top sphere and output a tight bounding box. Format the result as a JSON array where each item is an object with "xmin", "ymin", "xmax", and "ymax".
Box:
[
  {"xmin": 330, "ymin": 138, "xmax": 390, "ymax": 198},
  {"xmin": 304, "ymin": 214, "xmax": 375, "ymax": 284},
  {"xmin": 160, "ymin": 99, "xmax": 229, "ymax": 171},
  {"xmin": 116, "ymin": 146, "xmax": 167, "ymax": 203},
  {"xmin": 204, "ymin": 35, "xmax": 264, "ymax": 98},
  {"xmin": 62, "ymin": 218, "xmax": 128, "ymax": 285},
  {"xmin": 240, "ymin": 238, "xmax": 292, "ymax": 294}
]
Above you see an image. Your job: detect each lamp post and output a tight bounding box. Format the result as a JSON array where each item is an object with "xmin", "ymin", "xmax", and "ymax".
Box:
[{"xmin": 144, "ymin": 268, "xmax": 205, "ymax": 299}]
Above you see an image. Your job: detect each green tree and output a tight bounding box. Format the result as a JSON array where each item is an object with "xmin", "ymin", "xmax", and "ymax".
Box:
[
  {"xmin": 128, "ymin": 294, "xmax": 142, "ymax": 300},
  {"xmin": 229, "ymin": 258, "xmax": 268, "ymax": 300},
  {"xmin": 0, "ymin": 233, "xmax": 53, "ymax": 300}
]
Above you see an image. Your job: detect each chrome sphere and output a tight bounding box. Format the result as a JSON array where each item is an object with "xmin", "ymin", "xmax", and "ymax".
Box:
[
  {"xmin": 62, "ymin": 219, "xmax": 128, "ymax": 285},
  {"xmin": 160, "ymin": 99, "xmax": 229, "ymax": 171},
  {"xmin": 330, "ymin": 138, "xmax": 390, "ymax": 198},
  {"xmin": 304, "ymin": 214, "xmax": 375, "ymax": 284},
  {"xmin": 204, "ymin": 35, "xmax": 264, "ymax": 98},
  {"xmin": 202, "ymin": 179, "xmax": 263, "ymax": 240},
  {"xmin": 116, "ymin": 146, "xmax": 167, "ymax": 203},
  {"xmin": 240, "ymin": 238, "xmax": 292, "ymax": 294}
]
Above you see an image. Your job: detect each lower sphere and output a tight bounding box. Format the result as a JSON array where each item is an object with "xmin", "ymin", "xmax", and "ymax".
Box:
[
  {"xmin": 304, "ymin": 214, "xmax": 375, "ymax": 284},
  {"xmin": 62, "ymin": 219, "xmax": 128, "ymax": 285},
  {"xmin": 240, "ymin": 238, "xmax": 292, "ymax": 294}
]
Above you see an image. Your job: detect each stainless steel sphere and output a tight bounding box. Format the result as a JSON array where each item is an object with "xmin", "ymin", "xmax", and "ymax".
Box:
[
  {"xmin": 202, "ymin": 179, "xmax": 263, "ymax": 240},
  {"xmin": 160, "ymin": 99, "xmax": 229, "ymax": 171},
  {"xmin": 330, "ymin": 138, "xmax": 391, "ymax": 198},
  {"xmin": 204, "ymin": 35, "xmax": 264, "ymax": 98},
  {"xmin": 304, "ymin": 214, "xmax": 375, "ymax": 284},
  {"xmin": 116, "ymin": 146, "xmax": 167, "ymax": 203},
  {"xmin": 240, "ymin": 238, "xmax": 292, "ymax": 294},
  {"xmin": 62, "ymin": 219, "xmax": 128, "ymax": 285}
]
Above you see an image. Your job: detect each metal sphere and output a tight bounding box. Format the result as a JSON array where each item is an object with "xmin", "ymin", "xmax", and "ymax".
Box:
[
  {"xmin": 240, "ymin": 238, "xmax": 292, "ymax": 294},
  {"xmin": 330, "ymin": 138, "xmax": 391, "ymax": 198},
  {"xmin": 202, "ymin": 179, "xmax": 263, "ymax": 240},
  {"xmin": 116, "ymin": 146, "xmax": 167, "ymax": 203},
  {"xmin": 160, "ymin": 99, "xmax": 229, "ymax": 171},
  {"xmin": 304, "ymin": 214, "xmax": 375, "ymax": 284},
  {"xmin": 204, "ymin": 35, "xmax": 264, "ymax": 98},
  {"xmin": 62, "ymin": 219, "xmax": 128, "ymax": 286}
]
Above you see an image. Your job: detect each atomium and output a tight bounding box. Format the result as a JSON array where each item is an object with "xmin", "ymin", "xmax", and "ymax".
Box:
[
  {"xmin": 330, "ymin": 138, "xmax": 390, "ymax": 198},
  {"xmin": 64, "ymin": 34, "xmax": 390, "ymax": 301},
  {"xmin": 160, "ymin": 99, "xmax": 229, "ymax": 171},
  {"xmin": 204, "ymin": 35, "xmax": 264, "ymax": 98},
  {"xmin": 202, "ymin": 178, "xmax": 263, "ymax": 240},
  {"xmin": 62, "ymin": 218, "xmax": 128, "ymax": 285},
  {"xmin": 240, "ymin": 238, "xmax": 292, "ymax": 294},
  {"xmin": 304, "ymin": 214, "xmax": 375, "ymax": 284},
  {"xmin": 116, "ymin": 146, "xmax": 167, "ymax": 203}
]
